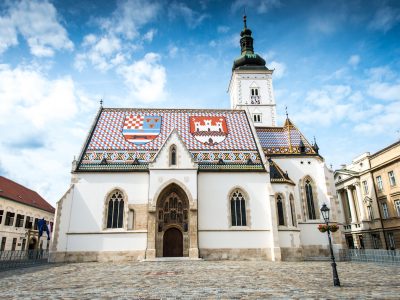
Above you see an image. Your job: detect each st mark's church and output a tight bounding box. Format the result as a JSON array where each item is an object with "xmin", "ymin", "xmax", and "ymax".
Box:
[{"xmin": 50, "ymin": 17, "xmax": 343, "ymax": 262}]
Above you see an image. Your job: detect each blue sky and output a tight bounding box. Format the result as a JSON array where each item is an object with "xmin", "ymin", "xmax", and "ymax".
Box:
[{"xmin": 1, "ymin": 0, "xmax": 400, "ymax": 205}]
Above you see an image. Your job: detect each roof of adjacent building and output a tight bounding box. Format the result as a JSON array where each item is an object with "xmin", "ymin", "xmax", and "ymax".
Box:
[
  {"xmin": 0, "ymin": 176, "xmax": 55, "ymax": 213},
  {"xmin": 268, "ymin": 159, "xmax": 295, "ymax": 185},
  {"xmin": 255, "ymin": 118, "xmax": 319, "ymax": 157},
  {"xmin": 77, "ymin": 107, "xmax": 265, "ymax": 171}
]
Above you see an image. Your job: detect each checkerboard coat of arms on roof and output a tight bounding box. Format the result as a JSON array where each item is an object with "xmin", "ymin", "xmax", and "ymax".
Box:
[
  {"xmin": 122, "ymin": 114, "xmax": 162, "ymax": 145},
  {"xmin": 189, "ymin": 116, "xmax": 228, "ymax": 145}
]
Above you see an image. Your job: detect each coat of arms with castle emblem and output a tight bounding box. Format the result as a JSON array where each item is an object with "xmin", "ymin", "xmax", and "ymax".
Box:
[
  {"xmin": 189, "ymin": 116, "xmax": 228, "ymax": 145},
  {"xmin": 122, "ymin": 115, "xmax": 162, "ymax": 145}
]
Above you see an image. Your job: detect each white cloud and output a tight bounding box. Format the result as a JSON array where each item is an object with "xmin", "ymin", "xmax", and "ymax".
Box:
[
  {"xmin": 75, "ymin": 34, "xmax": 124, "ymax": 72},
  {"xmin": 75, "ymin": 0, "xmax": 160, "ymax": 71},
  {"xmin": 105, "ymin": 0, "xmax": 161, "ymax": 40},
  {"xmin": 143, "ymin": 29, "xmax": 157, "ymax": 42},
  {"xmin": 0, "ymin": 64, "xmax": 97, "ymax": 205},
  {"xmin": 231, "ymin": 0, "xmax": 281, "ymax": 14},
  {"xmin": 367, "ymin": 82, "xmax": 400, "ymax": 101},
  {"xmin": 217, "ymin": 26, "xmax": 230, "ymax": 33},
  {"xmin": 0, "ymin": 0, "xmax": 73, "ymax": 57},
  {"xmin": 268, "ymin": 61, "xmax": 286, "ymax": 79},
  {"xmin": 117, "ymin": 53, "xmax": 167, "ymax": 103},
  {"xmin": 369, "ymin": 6, "xmax": 400, "ymax": 33},
  {"xmin": 168, "ymin": 45, "xmax": 179, "ymax": 58},
  {"xmin": 168, "ymin": 2, "xmax": 209, "ymax": 29},
  {"xmin": 0, "ymin": 17, "xmax": 18, "ymax": 53},
  {"xmin": 348, "ymin": 55, "xmax": 360, "ymax": 67}
]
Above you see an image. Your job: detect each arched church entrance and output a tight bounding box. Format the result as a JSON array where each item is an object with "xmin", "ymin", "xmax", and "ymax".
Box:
[{"xmin": 156, "ymin": 183, "xmax": 189, "ymax": 257}]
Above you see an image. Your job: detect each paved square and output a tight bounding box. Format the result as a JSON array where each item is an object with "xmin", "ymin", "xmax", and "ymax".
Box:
[{"xmin": 0, "ymin": 260, "xmax": 399, "ymax": 299}]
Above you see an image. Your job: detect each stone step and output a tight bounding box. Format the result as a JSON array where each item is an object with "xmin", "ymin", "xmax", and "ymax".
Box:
[{"xmin": 141, "ymin": 257, "xmax": 203, "ymax": 262}]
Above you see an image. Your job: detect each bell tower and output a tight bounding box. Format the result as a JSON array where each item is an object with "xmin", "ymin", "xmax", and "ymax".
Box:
[{"xmin": 228, "ymin": 15, "xmax": 277, "ymax": 127}]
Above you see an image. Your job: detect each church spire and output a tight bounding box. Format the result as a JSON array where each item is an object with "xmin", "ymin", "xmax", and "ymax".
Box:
[
  {"xmin": 232, "ymin": 15, "xmax": 266, "ymax": 70},
  {"xmin": 240, "ymin": 14, "xmax": 254, "ymax": 55}
]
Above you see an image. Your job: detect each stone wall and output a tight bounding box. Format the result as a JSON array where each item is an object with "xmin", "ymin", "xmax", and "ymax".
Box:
[{"xmin": 199, "ymin": 248, "xmax": 271, "ymax": 260}]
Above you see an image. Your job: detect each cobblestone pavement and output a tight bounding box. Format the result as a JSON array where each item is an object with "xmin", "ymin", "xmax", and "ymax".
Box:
[{"xmin": 0, "ymin": 260, "xmax": 399, "ymax": 299}]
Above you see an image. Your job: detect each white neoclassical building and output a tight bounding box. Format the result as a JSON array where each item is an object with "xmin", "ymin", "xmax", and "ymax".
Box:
[{"xmin": 50, "ymin": 17, "xmax": 343, "ymax": 262}]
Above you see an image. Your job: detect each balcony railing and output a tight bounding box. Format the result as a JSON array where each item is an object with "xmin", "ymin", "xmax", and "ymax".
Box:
[{"xmin": 0, "ymin": 250, "xmax": 49, "ymax": 271}]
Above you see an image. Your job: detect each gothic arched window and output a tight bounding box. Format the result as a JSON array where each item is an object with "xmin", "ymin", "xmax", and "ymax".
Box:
[
  {"xmin": 230, "ymin": 190, "xmax": 247, "ymax": 226},
  {"xmin": 170, "ymin": 145, "xmax": 177, "ymax": 166},
  {"xmin": 277, "ymin": 195, "xmax": 285, "ymax": 226},
  {"xmin": 290, "ymin": 194, "xmax": 296, "ymax": 226},
  {"xmin": 305, "ymin": 179, "xmax": 317, "ymax": 220},
  {"xmin": 106, "ymin": 190, "xmax": 124, "ymax": 228}
]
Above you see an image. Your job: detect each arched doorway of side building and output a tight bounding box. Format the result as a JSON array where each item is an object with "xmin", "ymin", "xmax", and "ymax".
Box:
[{"xmin": 156, "ymin": 183, "xmax": 189, "ymax": 257}]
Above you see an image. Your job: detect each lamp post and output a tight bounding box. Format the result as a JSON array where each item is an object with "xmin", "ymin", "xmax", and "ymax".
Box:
[{"xmin": 320, "ymin": 203, "xmax": 341, "ymax": 287}]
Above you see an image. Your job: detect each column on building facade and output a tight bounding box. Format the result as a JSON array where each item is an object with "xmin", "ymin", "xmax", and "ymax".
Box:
[
  {"xmin": 346, "ymin": 186, "xmax": 358, "ymax": 223},
  {"xmin": 336, "ymin": 190, "xmax": 346, "ymax": 224},
  {"xmin": 354, "ymin": 183, "xmax": 366, "ymax": 221}
]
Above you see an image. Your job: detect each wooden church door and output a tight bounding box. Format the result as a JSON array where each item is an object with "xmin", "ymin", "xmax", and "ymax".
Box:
[{"xmin": 163, "ymin": 228, "xmax": 183, "ymax": 257}]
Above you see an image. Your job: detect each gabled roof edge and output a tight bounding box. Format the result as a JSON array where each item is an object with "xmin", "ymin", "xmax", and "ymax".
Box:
[{"xmin": 76, "ymin": 106, "xmax": 104, "ymax": 171}]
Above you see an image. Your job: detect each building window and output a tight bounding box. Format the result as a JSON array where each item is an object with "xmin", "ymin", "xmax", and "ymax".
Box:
[
  {"xmin": 362, "ymin": 180, "xmax": 368, "ymax": 194},
  {"xmin": 11, "ymin": 238, "xmax": 17, "ymax": 251},
  {"xmin": 381, "ymin": 202, "xmax": 389, "ymax": 219},
  {"xmin": 388, "ymin": 232, "xmax": 395, "ymax": 249},
  {"xmin": 253, "ymin": 113, "xmax": 262, "ymax": 123},
  {"xmin": 290, "ymin": 194, "xmax": 296, "ymax": 226},
  {"xmin": 388, "ymin": 171, "xmax": 396, "ymax": 186},
  {"xmin": 25, "ymin": 216, "xmax": 33, "ymax": 229},
  {"xmin": 305, "ymin": 179, "xmax": 317, "ymax": 220},
  {"xmin": 395, "ymin": 200, "xmax": 400, "ymax": 217},
  {"xmin": 276, "ymin": 195, "xmax": 285, "ymax": 226},
  {"xmin": 15, "ymin": 214, "xmax": 24, "ymax": 227},
  {"xmin": 106, "ymin": 190, "xmax": 125, "ymax": 229},
  {"xmin": 230, "ymin": 189, "xmax": 247, "ymax": 226},
  {"xmin": 376, "ymin": 176, "xmax": 383, "ymax": 191},
  {"xmin": 0, "ymin": 210, "xmax": 3, "ymax": 224},
  {"xmin": 1, "ymin": 237, "xmax": 6, "ymax": 251},
  {"xmin": 367, "ymin": 205, "xmax": 374, "ymax": 221},
  {"xmin": 33, "ymin": 218, "xmax": 39, "ymax": 230},
  {"xmin": 21, "ymin": 238, "xmax": 26, "ymax": 251},
  {"xmin": 372, "ymin": 234, "xmax": 380, "ymax": 249},
  {"xmin": 170, "ymin": 145, "xmax": 177, "ymax": 166},
  {"xmin": 5, "ymin": 212, "xmax": 15, "ymax": 226}
]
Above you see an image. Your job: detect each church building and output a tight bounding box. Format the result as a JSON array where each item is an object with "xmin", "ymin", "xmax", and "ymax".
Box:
[{"xmin": 50, "ymin": 17, "xmax": 343, "ymax": 262}]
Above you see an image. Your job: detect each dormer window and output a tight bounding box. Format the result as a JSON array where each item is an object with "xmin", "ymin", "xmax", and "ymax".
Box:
[
  {"xmin": 253, "ymin": 113, "xmax": 262, "ymax": 123},
  {"xmin": 170, "ymin": 145, "xmax": 177, "ymax": 166}
]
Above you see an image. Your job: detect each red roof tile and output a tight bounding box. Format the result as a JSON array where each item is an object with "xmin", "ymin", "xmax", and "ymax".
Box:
[{"xmin": 0, "ymin": 176, "xmax": 55, "ymax": 214}]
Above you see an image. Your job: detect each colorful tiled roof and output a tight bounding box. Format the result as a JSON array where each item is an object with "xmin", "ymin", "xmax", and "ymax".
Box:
[
  {"xmin": 0, "ymin": 176, "xmax": 55, "ymax": 213},
  {"xmin": 77, "ymin": 108, "xmax": 264, "ymax": 171},
  {"xmin": 256, "ymin": 118, "xmax": 318, "ymax": 156}
]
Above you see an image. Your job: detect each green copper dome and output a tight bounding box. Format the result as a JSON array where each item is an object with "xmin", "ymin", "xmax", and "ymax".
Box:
[{"xmin": 232, "ymin": 15, "xmax": 267, "ymax": 70}]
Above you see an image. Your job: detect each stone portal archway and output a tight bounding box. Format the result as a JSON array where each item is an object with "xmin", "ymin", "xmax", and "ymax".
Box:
[{"xmin": 156, "ymin": 184, "xmax": 189, "ymax": 257}]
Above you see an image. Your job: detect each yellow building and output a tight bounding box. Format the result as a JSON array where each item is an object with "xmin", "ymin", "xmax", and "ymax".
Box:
[
  {"xmin": 334, "ymin": 141, "xmax": 400, "ymax": 249},
  {"xmin": 0, "ymin": 176, "xmax": 55, "ymax": 251}
]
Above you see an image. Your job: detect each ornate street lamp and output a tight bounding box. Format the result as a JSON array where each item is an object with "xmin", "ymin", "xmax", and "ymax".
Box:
[{"xmin": 320, "ymin": 203, "xmax": 341, "ymax": 287}]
